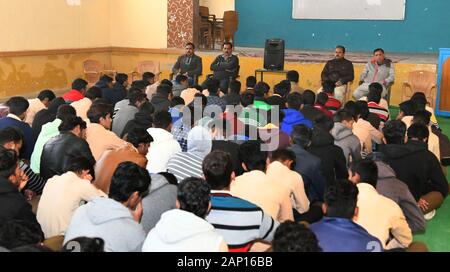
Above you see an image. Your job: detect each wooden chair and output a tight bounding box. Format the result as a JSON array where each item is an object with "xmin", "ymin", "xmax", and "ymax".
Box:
[
  {"xmin": 131, "ymin": 60, "xmax": 161, "ymax": 82},
  {"xmin": 43, "ymin": 235, "xmax": 65, "ymax": 252},
  {"xmin": 402, "ymin": 70, "xmax": 437, "ymax": 106},
  {"xmin": 215, "ymin": 11, "xmax": 238, "ymax": 44},
  {"xmin": 83, "ymin": 59, "xmax": 101, "ymax": 84}
]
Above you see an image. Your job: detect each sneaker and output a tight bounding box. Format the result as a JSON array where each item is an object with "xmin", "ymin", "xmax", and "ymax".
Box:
[{"xmin": 424, "ymin": 209, "xmax": 436, "ymax": 220}]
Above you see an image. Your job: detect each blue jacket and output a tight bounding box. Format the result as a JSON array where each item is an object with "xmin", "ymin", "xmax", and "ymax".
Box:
[
  {"xmin": 311, "ymin": 217, "xmax": 382, "ymax": 252},
  {"xmin": 281, "ymin": 109, "xmax": 313, "ymax": 136},
  {"xmin": 0, "ymin": 117, "xmax": 36, "ymax": 160}
]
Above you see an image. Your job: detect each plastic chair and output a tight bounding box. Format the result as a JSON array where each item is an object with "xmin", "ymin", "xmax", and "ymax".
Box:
[
  {"xmin": 131, "ymin": 60, "xmax": 161, "ymax": 82},
  {"xmin": 402, "ymin": 70, "xmax": 437, "ymax": 106}
]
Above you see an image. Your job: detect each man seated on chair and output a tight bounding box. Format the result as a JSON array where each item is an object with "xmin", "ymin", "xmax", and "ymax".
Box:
[
  {"xmin": 353, "ymin": 48, "xmax": 395, "ymax": 100},
  {"xmin": 320, "ymin": 45, "xmax": 354, "ymax": 103},
  {"xmin": 210, "ymin": 42, "xmax": 239, "ymax": 92},
  {"xmin": 172, "ymin": 42, "xmax": 202, "ymax": 87}
]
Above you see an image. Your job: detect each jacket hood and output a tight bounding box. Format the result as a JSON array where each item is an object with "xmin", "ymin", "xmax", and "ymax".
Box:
[
  {"xmin": 95, "ymin": 80, "xmax": 110, "ymax": 89},
  {"xmin": 152, "ymin": 209, "xmax": 214, "ymax": 244},
  {"xmin": 151, "ymin": 93, "xmax": 169, "ymax": 104},
  {"xmin": 187, "ymin": 126, "xmax": 212, "ymax": 157},
  {"xmin": 331, "ymin": 122, "xmax": 353, "ymax": 141},
  {"xmin": 0, "ymin": 177, "xmax": 17, "ymax": 195},
  {"xmin": 311, "ymin": 127, "xmax": 334, "ymax": 147},
  {"xmin": 47, "ymin": 97, "xmax": 66, "ymax": 113},
  {"xmin": 375, "ymin": 161, "xmax": 396, "ymax": 180},
  {"xmin": 149, "ymin": 174, "xmax": 171, "ymax": 193},
  {"xmin": 282, "ymin": 109, "xmax": 307, "ymax": 126},
  {"xmin": 380, "ymin": 140, "xmax": 427, "ymax": 159},
  {"xmin": 85, "ymin": 197, "xmax": 133, "ymax": 225}
]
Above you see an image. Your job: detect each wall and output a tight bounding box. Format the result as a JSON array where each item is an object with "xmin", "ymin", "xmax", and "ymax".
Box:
[
  {"xmin": 110, "ymin": 0, "xmax": 168, "ymax": 49},
  {"xmin": 199, "ymin": 0, "xmax": 234, "ymax": 18},
  {"xmin": 0, "ymin": 0, "xmax": 110, "ymax": 51},
  {"xmin": 235, "ymin": 0, "xmax": 450, "ymax": 53}
]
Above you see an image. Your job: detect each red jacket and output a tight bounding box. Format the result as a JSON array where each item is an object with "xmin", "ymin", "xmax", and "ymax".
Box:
[{"xmin": 63, "ymin": 89, "xmax": 84, "ymax": 102}]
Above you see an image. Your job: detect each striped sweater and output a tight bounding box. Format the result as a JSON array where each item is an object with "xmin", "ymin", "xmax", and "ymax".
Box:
[{"xmin": 206, "ymin": 191, "xmax": 279, "ymax": 252}]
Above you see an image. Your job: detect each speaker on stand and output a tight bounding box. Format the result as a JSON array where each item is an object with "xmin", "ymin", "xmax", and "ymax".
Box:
[{"xmin": 264, "ymin": 39, "xmax": 285, "ymax": 70}]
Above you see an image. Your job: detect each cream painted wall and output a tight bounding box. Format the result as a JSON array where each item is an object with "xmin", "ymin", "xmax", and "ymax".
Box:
[
  {"xmin": 0, "ymin": 0, "xmax": 110, "ymax": 51},
  {"xmin": 110, "ymin": 0, "xmax": 168, "ymax": 49},
  {"xmin": 199, "ymin": 0, "xmax": 235, "ymax": 17}
]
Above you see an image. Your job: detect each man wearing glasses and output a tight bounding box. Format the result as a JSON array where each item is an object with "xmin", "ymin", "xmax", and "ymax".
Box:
[{"xmin": 172, "ymin": 42, "xmax": 203, "ymax": 86}]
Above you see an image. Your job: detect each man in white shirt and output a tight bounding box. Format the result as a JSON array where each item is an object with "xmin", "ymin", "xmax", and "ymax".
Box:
[
  {"xmin": 71, "ymin": 86, "xmax": 102, "ymax": 122},
  {"xmin": 348, "ymin": 159, "xmax": 412, "ymax": 250},
  {"xmin": 25, "ymin": 90, "xmax": 55, "ymax": 125}
]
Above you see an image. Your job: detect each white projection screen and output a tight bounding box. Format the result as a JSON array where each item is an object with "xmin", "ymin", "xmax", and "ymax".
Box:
[{"xmin": 292, "ymin": 0, "xmax": 406, "ymax": 20}]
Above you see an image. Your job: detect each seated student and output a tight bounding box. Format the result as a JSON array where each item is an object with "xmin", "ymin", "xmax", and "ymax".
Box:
[
  {"xmin": 141, "ymin": 172, "xmax": 177, "ymax": 233},
  {"xmin": 203, "ymin": 150, "xmax": 279, "ymax": 252},
  {"xmin": 410, "ymin": 110, "xmax": 441, "ymax": 162},
  {"xmin": 314, "ymin": 92, "xmax": 333, "ymax": 119},
  {"xmin": 85, "ymin": 102, "xmax": 127, "ymax": 161},
  {"xmin": 112, "ymin": 90, "xmax": 147, "ymax": 137},
  {"xmin": 0, "ymin": 219, "xmax": 44, "ymax": 250},
  {"xmin": 120, "ymin": 102, "xmax": 154, "ymax": 139},
  {"xmin": 253, "ymin": 82, "xmax": 272, "ymax": 111},
  {"xmin": 64, "ymin": 162, "xmax": 150, "ymax": 252},
  {"xmin": 238, "ymin": 91, "xmax": 267, "ymax": 127},
  {"xmin": 311, "ymin": 180, "xmax": 382, "ymax": 252},
  {"xmin": 271, "ymin": 221, "xmax": 321, "ymax": 252},
  {"xmin": 37, "ymin": 157, "xmax": 106, "ymax": 239},
  {"xmin": 204, "ymin": 78, "xmax": 227, "ymax": 112},
  {"xmin": 0, "ymin": 97, "xmax": 36, "ymax": 160},
  {"xmin": 40, "ymin": 116, "xmax": 95, "ymax": 181},
  {"xmin": 146, "ymin": 111, "xmax": 181, "ymax": 174},
  {"xmin": 25, "ymin": 90, "xmax": 56, "ymax": 126},
  {"xmin": 300, "ymin": 90, "xmax": 326, "ymax": 122},
  {"xmin": 0, "ymin": 127, "xmax": 45, "ymax": 196},
  {"xmin": 351, "ymin": 100, "xmax": 384, "ymax": 150},
  {"xmin": 349, "ymin": 159, "xmax": 412, "ymax": 250},
  {"xmin": 94, "ymin": 75, "xmax": 114, "ymax": 100},
  {"xmin": 380, "ymin": 121, "xmax": 448, "ymax": 218},
  {"xmin": 71, "ymin": 86, "xmax": 103, "ymax": 122},
  {"xmin": 63, "ymin": 78, "xmax": 88, "ymax": 103},
  {"xmin": 231, "ymin": 141, "xmax": 294, "ymax": 222},
  {"xmin": 367, "ymin": 152, "xmax": 426, "ymax": 234},
  {"xmin": 267, "ymin": 149, "xmax": 310, "ymax": 216},
  {"xmin": 142, "ymin": 177, "xmax": 228, "ymax": 252},
  {"xmin": 172, "ymin": 74, "xmax": 189, "ymax": 97},
  {"xmin": 167, "ymin": 126, "xmax": 212, "ymax": 182},
  {"xmin": 286, "ymin": 70, "xmax": 304, "ymax": 94},
  {"xmin": 222, "ymin": 80, "xmax": 242, "ymax": 106},
  {"xmin": 331, "ymin": 110, "xmax": 362, "ymax": 166},
  {"xmin": 94, "ymin": 128, "xmax": 151, "ymax": 193},
  {"xmin": 151, "ymin": 84, "xmax": 173, "ymax": 113},
  {"xmin": 245, "ymin": 76, "xmax": 256, "ymax": 93},
  {"xmin": 320, "ymin": 80, "xmax": 342, "ymax": 113},
  {"xmin": 281, "ymin": 92, "xmax": 313, "ymax": 136},
  {"xmin": 266, "ymin": 80, "xmax": 291, "ymax": 110},
  {"xmin": 366, "ymin": 83, "xmax": 390, "ymax": 123},
  {"xmin": 0, "ymin": 146, "xmax": 42, "ymax": 230},
  {"xmin": 103, "ymin": 73, "xmax": 128, "ymax": 106},
  {"xmin": 411, "ymin": 92, "xmax": 438, "ymax": 128},
  {"xmin": 308, "ymin": 115, "xmax": 348, "ymax": 187}
]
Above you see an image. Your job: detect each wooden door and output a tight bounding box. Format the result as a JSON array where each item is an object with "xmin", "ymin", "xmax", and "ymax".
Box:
[{"xmin": 439, "ymin": 58, "xmax": 450, "ymax": 112}]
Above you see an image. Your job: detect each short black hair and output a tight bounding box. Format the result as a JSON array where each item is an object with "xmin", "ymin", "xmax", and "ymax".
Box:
[
  {"xmin": 286, "ymin": 92, "xmax": 303, "ymax": 110},
  {"xmin": 383, "ymin": 120, "xmax": 406, "ymax": 144},
  {"xmin": 58, "ymin": 115, "xmax": 87, "ymax": 132},
  {"xmin": 37, "ymin": 90, "xmax": 56, "ymax": 102},
  {"xmin": 314, "ymin": 114, "xmax": 334, "ymax": 132},
  {"xmin": 272, "ymin": 221, "xmax": 321, "ymax": 252},
  {"xmin": 64, "ymin": 156, "xmax": 94, "ymax": 175},
  {"xmin": 291, "ymin": 124, "xmax": 312, "ymax": 148},
  {"xmin": 0, "ymin": 220, "xmax": 44, "ymax": 250},
  {"xmin": 153, "ymin": 111, "xmax": 172, "ymax": 129},
  {"xmin": 270, "ymin": 149, "xmax": 296, "ymax": 169},
  {"xmin": 274, "ymin": 80, "xmax": 291, "ymax": 97},
  {"xmin": 336, "ymin": 45, "xmax": 346, "ymax": 53},
  {"xmin": 175, "ymin": 74, "xmax": 188, "ymax": 84},
  {"xmin": 0, "ymin": 147, "xmax": 19, "ymax": 179},
  {"xmin": 254, "ymin": 82, "xmax": 270, "ymax": 98},
  {"xmin": 333, "ymin": 109, "xmax": 354, "ymax": 123},
  {"xmin": 343, "ymin": 101, "xmax": 358, "ymax": 120},
  {"xmin": 115, "ymin": 73, "xmax": 128, "ymax": 85},
  {"xmin": 368, "ymin": 83, "xmax": 383, "ymax": 104},
  {"xmin": 185, "ymin": 42, "xmax": 195, "ymax": 49},
  {"xmin": 56, "ymin": 104, "xmax": 77, "ymax": 121},
  {"xmin": 302, "ymin": 90, "xmax": 316, "ymax": 106},
  {"xmin": 171, "ymin": 96, "xmax": 185, "ymax": 107},
  {"xmin": 87, "ymin": 103, "xmax": 113, "ymax": 124},
  {"xmin": 129, "ymin": 90, "xmax": 147, "ymax": 105},
  {"xmin": 324, "ymin": 179, "xmax": 358, "ymax": 218},
  {"xmin": 156, "ymin": 84, "xmax": 172, "ymax": 97},
  {"xmin": 205, "ymin": 78, "xmax": 220, "ymax": 95},
  {"xmin": 349, "ymin": 159, "xmax": 378, "ymax": 187},
  {"xmin": 142, "ymin": 72, "xmax": 155, "ymax": 82},
  {"xmin": 202, "ymin": 150, "xmax": 234, "ymax": 190},
  {"xmin": 322, "ymin": 80, "xmax": 335, "ymax": 94},
  {"xmin": 99, "ymin": 75, "xmax": 113, "ymax": 83},
  {"xmin": 246, "ymin": 76, "xmax": 257, "ymax": 88},
  {"xmin": 287, "ymin": 70, "xmax": 300, "ymax": 83},
  {"xmin": 239, "ymin": 140, "xmax": 268, "ymax": 172},
  {"xmin": 240, "ymin": 91, "xmax": 254, "ymax": 107},
  {"xmin": 61, "ymin": 237, "xmax": 105, "ymax": 252},
  {"xmin": 161, "ymin": 79, "xmax": 174, "ymax": 88},
  {"xmin": 407, "ymin": 123, "xmax": 429, "ymax": 141},
  {"xmin": 412, "ymin": 110, "xmax": 431, "ymax": 126},
  {"xmin": 177, "ymin": 177, "xmax": 211, "ymax": 218},
  {"xmin": 126, "ymin": 128, "xmax": 153, "ymax": 148},
  {"xmin": 373, "ymin": 48, "xmax": 385, "ymax": 54},
  {"xmin": 131, "ymin": 80, "xmax": 149, "ymax": 91},
  {"xmin": 316, "ymin": 92, "xmax": 328, "ymax": 106},
  {"xmin": 0, "ymin": 127, "xmax": 23, "ymax": 146},
  {"xmin": 6, "ymin": 97, "xmax": 29, "ymax": 116},
  {"xmin": 109, "ymin": 162, "xmax": 151, "ymax": 202},
  {"xmin": 223, "ymin": 41, "xmax": 233, "ymax": 48},
  {"xmin": 71, "ymin": 78, "xmax": 88, "ymax": 91},
  {"xmin": 85, "ymin": 86, "xmax": 103, "ymax": 100},
  {"xmin": 229, "ymin": 80, "xmax": 241, "ymax": 95}
]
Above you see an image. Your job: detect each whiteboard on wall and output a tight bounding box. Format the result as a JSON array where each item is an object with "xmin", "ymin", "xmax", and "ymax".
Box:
[{"xmin": 292, "ymin": 0, "xmax": 406, "ymax": 20}]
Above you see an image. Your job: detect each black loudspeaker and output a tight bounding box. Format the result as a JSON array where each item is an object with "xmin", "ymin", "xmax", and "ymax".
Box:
[{"xmin": 264, "ymin": 39, "xmax": 285, "ymax": 70}]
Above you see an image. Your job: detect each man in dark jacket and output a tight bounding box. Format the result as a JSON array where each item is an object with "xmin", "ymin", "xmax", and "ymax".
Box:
[
  {"xmin": 320, "ymin": 45, "xmax": 354, "ymax": 103},
  {"xmin": 281, "ymin": 92, "xmax": 313, "ymax": 136},
  {"xmin": 0, "ymin": 146, "xmax": 41, "ymax": 230},
  {"xmin": 308, "ymin": 115, "xmax": 348, "ymax": 187},
  {"xmin": 150, "ymin": 84, "xmax": 173, "ymax": 112},
  {"xmin": 380, "ymin": 121, "xmax": 449, "ymax": 217},
  {"xmin": 40, "ymin": 116, "xmax": 95, "ymax": 181},
  {"xmin": 103, "ymin": 73, "xmax": 128, "ymax": 106},
  {"xmin": 172, "ymin": 42, "xmax": 203, "ymax": 86},
  {"xmin": 266, "ymin": 80, "xmax": 290, "ymax": 110},
  {"xmin": 210, "ymin": 42, "xmax": 239, "ymax": 92}
]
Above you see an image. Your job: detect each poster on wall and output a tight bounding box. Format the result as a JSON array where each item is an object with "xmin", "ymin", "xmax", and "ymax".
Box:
[{"xmin": 292, "ymin": 0, "xmax": 406, "ymax": 20}]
